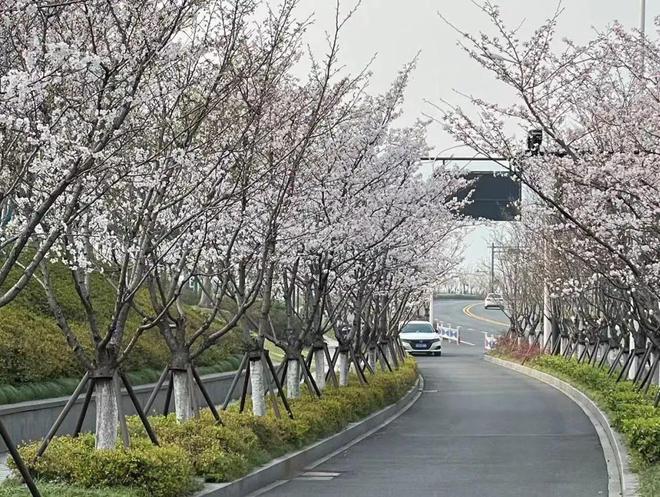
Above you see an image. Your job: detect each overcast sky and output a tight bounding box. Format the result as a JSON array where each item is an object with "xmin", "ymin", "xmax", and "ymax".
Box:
[{"xmin": 287, "ymin": 0, "xmax": 659, "ymax": 271}]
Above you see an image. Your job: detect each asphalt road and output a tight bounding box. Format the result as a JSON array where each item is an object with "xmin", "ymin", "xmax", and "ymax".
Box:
[
  {"xmin": 256, "ymin": 299, "xmax": 608, "ymax": 497},
  {"xmin": 433, "ymin": 298, "xmax": 509, "ymax": 350}
]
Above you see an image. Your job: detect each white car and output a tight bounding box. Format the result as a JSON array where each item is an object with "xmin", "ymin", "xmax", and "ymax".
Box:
[
  {"xmin": 484, "ymin": 293, "xmax": 504, "ymax": 309},
  {"xmin": 399, "ymin": 320, "xmax": 442, "ymax": 356}
]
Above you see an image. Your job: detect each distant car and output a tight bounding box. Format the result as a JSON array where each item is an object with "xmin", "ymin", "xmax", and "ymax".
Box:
[
  {"xmin": 399, "ymin": 320, "xmax": 442, "ymax": 356},
  {"xmin": 484, "ymin": 293, "xmax": 504, "ymax": 309}
]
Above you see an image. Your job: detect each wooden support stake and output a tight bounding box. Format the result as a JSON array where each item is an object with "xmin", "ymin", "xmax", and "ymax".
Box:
[
  {"xmin": 299, "ymin": 352, "xmax": 321, "ymax": 397},
  {"xmin": 325, "ymin": 347, "xmax": 339, "ymax": 383},
  {"xmin": 37, "ymin": 372, "xmax": 89, "ymax": 458},
  {"xmin": 616, "ymin": 351, "xmax": 635, "ymax": 383},
  {"xmin": 114, "ymin": 374, "xmax": 130, "ymax": 448},
  {"xmin": 119, "ymin": 372, "xmax": 159, "ymax": 445},
  {"xmin": 264, "ymin": 350, "xmax": 294, "ymax": 419},
  {"xmin": 608, "ymin": 347, "xmax": 625, "ymax": 376},
  {"xmin": 190, "ymin": 366, "xmax": 223, "ymax": 424},
  {"xmin": 0, "ymin": 417, "xmax": 41, "ymax": 497},
  {"xmin": 144, "ymin": 366, "xmax": 169, "ymax": 415},
  {"xmin": 74, "ymin": 378, "xmax": 95, "ymax": 437},
  {"xmin": 260, "ymin": 353, "xmax": 281, "ymax": 419},
  {"xmin": 324, "ymin": 343, "xmax": 339, "ymax": 387},
  {"xmin": 222, "ymin": 353, "xmax": 248, "ymax": 410},
  {"xmin": 163, "ymin": 371, "xmax": 174, "ymax": 416},
  {"xmin": 238, "ymin": 358, "xmax": 251, "ymax": 413}
]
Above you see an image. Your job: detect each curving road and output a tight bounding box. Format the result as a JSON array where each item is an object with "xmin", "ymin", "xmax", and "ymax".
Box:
[{"xmin": 255, "ymin": 299, "xmax": 608, "ymax": 497}]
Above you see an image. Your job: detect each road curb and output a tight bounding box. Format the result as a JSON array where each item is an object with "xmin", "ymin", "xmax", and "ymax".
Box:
[
  {"xmin": 484, "ymin": 355, "xmax": 639, "ymax": 497},
  {"xmin": 194, "ymin": 374, "xmax": 424, "ymax": 497}
]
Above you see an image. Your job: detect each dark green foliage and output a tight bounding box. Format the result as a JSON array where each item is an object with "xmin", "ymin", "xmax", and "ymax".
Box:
[{"xmin": 0, "ymin": 258, "xmax": 243, "ymax": 398}]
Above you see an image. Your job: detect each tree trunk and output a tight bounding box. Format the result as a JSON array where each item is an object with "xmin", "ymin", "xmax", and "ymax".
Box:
[
  {"xmin": 286, "ymin": 359, "xmax": 301, "ymax": 399},
  {"xmin": 314, "ymin": 349, "xmax": 325, "ymax": 390},
  {"xmin": 368, "ymin": 348, "xmax": 376, "ymax": 370},
  {"xmin": 95, "ymin": 377, "xmax": 119, "ymax": 450},
  {"xmin": 608, "ymin": 347, "xmax": 618, "ymax": 366},
  {"xmin": 338, "ymin": 351, "xmax": 349, "ymax": 387},
  {"xmin": 628, "ymin": 334, "xmax": 637, "ymax": 380},
  {"xmin": 250, "ymin": 359, "xmax": 266, "ymax": 416},
  {"xmin": 173, "ymin": 370, "xmax": 194, "ymax": 421},
  {"xmin": 198, "ymin": 275, "xmax": 214, "ymax": 308}
]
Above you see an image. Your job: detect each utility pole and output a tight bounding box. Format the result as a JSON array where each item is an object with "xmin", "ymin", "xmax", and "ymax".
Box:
[
  {"xmin": 490, "ymin": 243, "xmax": 495, "ymax": 293},
  {"xmin": 641, "ymin": 0, "xmax": 646, "ymax": 36},
  {"xmin": 543, "ymin": 263, "xmax": 552, "ymax": 351}
]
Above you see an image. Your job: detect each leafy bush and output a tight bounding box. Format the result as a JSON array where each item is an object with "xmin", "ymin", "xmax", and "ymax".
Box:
[
  {"xmin": 622, "ymin": 417, "xmax": 660, "ymax": 464},
  {"xmin": 128, "ymin": 412, "xmax": 268, "ymax": 482},
  {"xmin": 14, "ymin": 435, "xmax": 194, "ymax": 497}
]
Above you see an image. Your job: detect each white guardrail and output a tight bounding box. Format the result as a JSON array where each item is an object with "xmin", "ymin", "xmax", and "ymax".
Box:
[
  {"xmin": 483, "ymin": 332, "xmax": 497, "ymax": 351},
  {"xmin": 436, "ymin": 322, "xmax": 462, "ymax": 345}
]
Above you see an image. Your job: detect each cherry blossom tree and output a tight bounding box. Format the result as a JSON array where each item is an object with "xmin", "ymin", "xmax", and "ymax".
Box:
[
  {"xmin": 442, "ymin": 2, "xmax": 660, "ymax": 387},
  {"xmin": 17, "ymin": 0, "xmax": 280, "ymax": 449}
]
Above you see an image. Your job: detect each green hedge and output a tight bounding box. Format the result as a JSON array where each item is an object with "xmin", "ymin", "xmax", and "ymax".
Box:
[
  {"xmin": 14, "ymin": 359, "xmax": 418, "ymax": 496},
  {"xmin": 0, "ymin": 260, "xmax": 243, "ymax": 388},
  {"xmin": 13, "ymin": 435, "xmax": 195, "ymax": 497},
  {"xmin": 533, "ymin": 356, "xmax": 660, "ymax": 463}
]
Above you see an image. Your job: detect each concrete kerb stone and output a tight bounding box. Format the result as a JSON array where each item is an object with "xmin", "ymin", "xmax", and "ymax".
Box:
[
  {"xmin": 484, "ymin": 355, "xmax": 640, "ymax": 497},
  {"xmin": 194, "ymin": 374, "xmax": 424, "ymax": 497}
]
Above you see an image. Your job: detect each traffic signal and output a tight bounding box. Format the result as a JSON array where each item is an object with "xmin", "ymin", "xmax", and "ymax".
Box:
[{"xmin": 527, "ymin": 129, "xmax": 543, "ymax": 156}]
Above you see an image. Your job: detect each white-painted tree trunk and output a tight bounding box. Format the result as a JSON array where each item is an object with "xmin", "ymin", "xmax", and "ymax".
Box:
[
  {"xmin": 198, "ymin": 275, "xmax": 214, "ymax": 308},
  {"xmin": 314, "ymin": 349, "xmax": 326, "ymax": 390},
  {"xmin": 95, "ymin": 378, "xmax": 119, "ymax": 450},
  {"xmin": 250, "ymin": 360, "xmax": 266, "ymax": 416},
  {"xmin": 628, "ymin": 334, "xmax": 637, "ymax": 380},
  {"xmin": 560, "ymin": 337, "xmax": 568, "ymax": 355},
  {"xmin": 173, "ymin": 370, "xmax": 194, "ymax": 421},
  {"xmin": 543, "ymin": 282, "xmax": 552, "ymax": 351},
  {"xmin": 608, "ymin": 347, "xmax": 618, "ymax": 367},
  {"xmin": 286, "ymin": 359, "xmax": 301, "ymax": 399},
  {"xmin": 338, "ymin": 352, "xmax": 349, "ymax": 387},
  {"xmin": 387, "ymin": 345, "xmax": 396, "ymax": 367},
  {"xmin": 368, "ymin": 348, "xmax": 376, "ymax": 370}
]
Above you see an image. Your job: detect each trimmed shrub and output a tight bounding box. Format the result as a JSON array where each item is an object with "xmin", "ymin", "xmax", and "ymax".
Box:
[
  {"xmin": 128, "ymin": 412, "xmax": 268, "ymax": 482},
  {"xmin": 622, "ymin": 417, "xmax": 660, "ymax": 463},
  {"xmin": 15, "ymin": 435, "xmax": 194, "ymax": 497}
]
